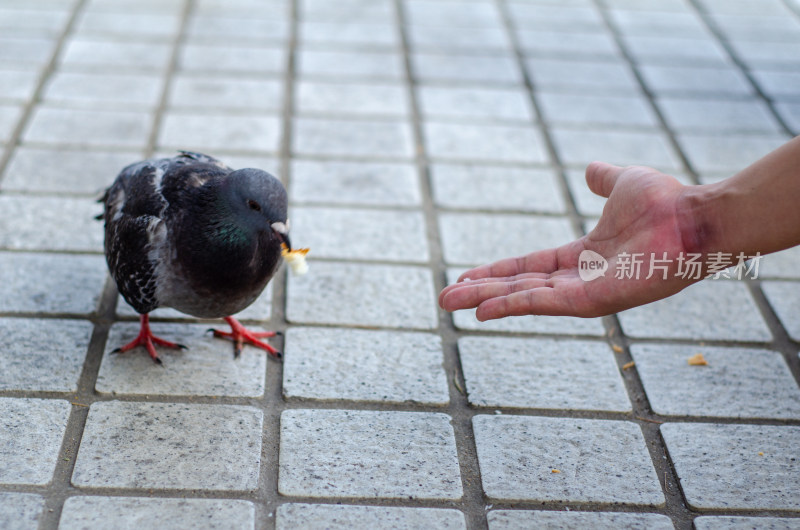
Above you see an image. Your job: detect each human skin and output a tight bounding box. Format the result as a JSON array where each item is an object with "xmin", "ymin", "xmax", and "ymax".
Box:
[{"xmin": 439, "ymin": 135, "xmax": 800, "ymax": 321}]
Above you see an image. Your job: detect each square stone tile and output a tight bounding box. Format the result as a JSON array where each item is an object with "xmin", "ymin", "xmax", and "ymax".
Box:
[
  {"xmin": 609, "ymin": 9, "xmax": 710, "ymax": 38},
  {"xmin": 0, "ymin": 37, "xmax": 56, "ymax": 68},
  {"xmin": 459, "ymin": 337, "xmax": 630, "ymax": 411},
  {"xmin": 639, "ymin": 64, "xmax": 753, "ymax": 97},
  {"xmin": 657, "ymin": 97, "xmax": 782, "ymax": 133},
  {"xmin": 179, "ymin": 43, "xmax": 285, "ymax": 74},
  {"xmin": 187, "ymin": 15, "xmax": 289, "ymax": 45},
  {"xmin": 411, "ymin": 53, "xmax": 522, "ymax": 85},
  {"xmin": 289, "ymin": 206, "xmax": 428, "ymax": 262},
  {"xmin": 290, "ymin": 159, "xmax": 421, "ymax": 206},
  {"xmin": 632, "ymin": 344, "xmax": 800, "ymax": 419},
  {"xmin": 417, "ymin": 85, "xmax": 535, "ymax": 123},
  {"xmin": 283, "ymin": 327, "xmax": 448, "ymax": 404},
  {"xmin": 431, "ymin": 164, "xmax": 564, "ymax": 213},
  {"xmin": 405, "ymin": 0, "xmax": 503, "ymax": 28},
  {"xmin": 517, "ymin": 29, "xmax": 620, "ymax": 59},
  {"xmin": 296, "ymin": 80, "xmax": 409, "ymax": 118},
  {"xmin": 694, "ymin": 516, "xmax": 800, "ymax": 530},
  {"xmin": 473, "ymin": 415, "xmax": 664, "ymax": 505},
  {"xmin": 22, "ymin": 106, "xmax": 150, "ymax": 148},
  {"xmin": 299, "ymin": 21, "xmax": 399, "ymax": 49},
  {"xmin": 728, "ymin": 40, "xmax": 800, "ymax": 69},
  {"xmin": 445, "ymin": 268, "xmax": 607, "ymax": 336},
  {"xmin": 277, "ymin": 503, "xmax": 466, "ymax": 530},
  {"xmin": 0, "ymin": 252, "xmax": 106, "ymax": 315},
  {"xmin": 98, "ymin": 323, "xmax": 268, "ymax": 397},
  {"xmin": 439, "ymin": 212, "xmax": 575, "ymax": 266},
  {"xmin": 0, "ymin": 492, "xmax": 44, "ymax": 530},
  {"xmin": 279, "ymin": 409, "xmax": 462, "ymax": 500},
  {"xmin": 158, "ymin": 112, "xmax": 281, "ymax": 153},
  {"xmin": 0, "ymin": 7, "xmax": 69, "ymax": 38},
  {"xmin": 621, "ymin": 34, "xmax": 729, "ymax": 66},
  {"xmin": 619, "ymin": 280, "xmax": 772, "ymax": 341},
  {"xmin": 538, "ymin": 91, "xmax": 658, "ymax": 128},
  {"xmin": 60, "ymin": 38, "xmax": 172, "ymax": 71},
  {"xmin": 59, "ymin": 497, "xmax": 255, "ymax": 530},
  {"xmin": 0, "ymin": 318, "xmax": 91, "ymax": 392},
  {"xmin": 42, "ymin": 70, "xmax": 163, "ymax": 110},
  {"xmin": 194, "ymin": 0, "xmax": 289, "ymax": 17},
  {"xmin": 0, "ymin": 195, "xmax": 104, "ymax": 252},
  {"xmin": 661, "ymin": 422, "xmax": 800, "ymax": 510},
  {"xmin": 551, "ymin": 127, "xmax": 681, "ymax": 169},
  {"xmin": 751, "ymin": 69, "xmax": 800, "ymax": 101},
  {"xmin": 0, "ymin": 104, "xmax": 22, "ymax": 142},
  {"xmin": 526, "ymin": 57, "xmax": 640, "ymax": 93},
  {"xmin": 676, "ymin": 132, "xmax": 790, "ymax": 173},
  {"xmin": 487, "ymin": 510, "xmax": 674, "ymax": 530},
  {"xmin": 300, "ymin": 0, "xmax": 395, "ymax": 24},
  {"xmin": 2, "ymin": 147, "xmax": 137, "ymax": 195},
  {"xmin": 298, "ymin": 49, "xmax": 403, "ymax": 80},
  {"xmin": 286, "ymin": 262, "xmax": 437, "ymax": 329},
  {"xmin": 762, "ymin": 281, "xmax": 800, "ymax": 341},
  {"xmin": 424, "ymin": 122, "xmax": 548, "ymax": 164},
  {"xmin": 72, "ymin": 401, "xmax": 263, "ymax": 491},
  {"xmin": 0, "ymin": 398, "xmax": 71, "ymax": 485},
  {"xmin": 293, "ymin": 117, "xmax": 413, "ymax": 159},
  {"xmin": 407, "ymin": 25, "xmax": 511, "ymax": 53},
  {"xmin": 759, "ymin": 246, "xmax": 800, "ymax": 279},
  {"xmin": 0, "ymin": 69, "xmax": 41, "ymax": 102},
  {"xmin": 73, "ymin": 11, "xmax": 180, "ymax": 38},
  {"xmin": 168, "ymin": 75, "xmax": 284, "ymax": 112}
]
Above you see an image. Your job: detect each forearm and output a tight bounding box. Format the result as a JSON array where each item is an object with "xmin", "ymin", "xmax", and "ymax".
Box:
[{"xmin": 678, "ymin": 135, "xmax": 800, "ymax": 257}]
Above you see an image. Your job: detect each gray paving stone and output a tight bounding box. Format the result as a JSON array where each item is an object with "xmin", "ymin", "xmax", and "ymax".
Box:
[
  {"xmin": 194, "ymin": 0, "xmax": 289, "ymax": 17},
  {"xmin": 762, "ymin": 281, "xmax": 800, "ymax": 341},
  {"xmin": 430, "ymin": 164, "xmax": 564, "ymax": 213},
  {"xmin": 0, "ymin": 103, "xmax": 22, "ymax": 142},
  {"xmin": 517, "ymin": 29, "xmax": 620, "ymax": 59},
  {"xmin": 0, "ymin": 318, "xmax": 91, "ymax": 392},
  {"xmin": 619, "ymin": 280, "xmax": 772, "ymax": 341},
  {"xmin": 445, "ymin": 268, "xmax": 607, "ymax": 336},
  {"xmin": 158, "ymin": 112, "xmax": 281, "ymax": 153},
  {"xmin": 0, "ymin": 492, "xmax": 44, "ymax": 530},
  {"xmin": 459, "ymin": 337, "xmax": 630, "ymax": 411},
  {"xmin": 2, "ymin": 147, "xmax": 137, "ymax": 195},
  {"xmin": 59, "ymin": 496, "xmax": 256, "ymax": 530},
  {"xmin": 0, "ymin": 195, "xmax": 103, "ymax": 252},
  {"xmin": 777, "ymin": 101, "xmax": 800, "ymax": 134},
  {"xmin": 42, "ymin": 71, "xmax": 162, "ymax": 110},
  {"xmin": 676, "ymin": 132, "xmax": 790, "ymax": 173},
  {"xmin": 60, "ymin": 38, "xmax": 172, "ymax": 71},
  {"xmin": 99, "ymin": 323, "xmax": 268, "ymax": 397},
  {"xmin": 609, "ymin": 9, "xmax": 710, "ymax": 38},
  {"xmin": 538, "ymin": 91, "xmax": 658, "ymax": 128},
  {"xmin": 412, "ymin": 53, "xmax": 522, "ymax": 85},
  {"xmin": 0, "ymin": 7, "xmax": 69, "ymax": 38},
  {"xmin": 417, "ymin": 85, "xmax": 534, "ymax": 123},
  {"xmin": 73, "ymin": 11, "xmax": 179, "ymax": 39},
  {"xmin": 300, "ymin": 21, "xmax": 399, "ymax": 49},
  {"xmin": 286, "ymin": 262, "xmax": 438, "ymax": 329},
  {"xmin": 424, "ymin": 122, "xmax": 548, "ymax": 164},
  {"xmin": 290, "ymin": 159, "xmax": 421, "ymax": 206},
  {"xmin": 439, "ymin": 212, "xmax": 575, "ymax": 266},
  {"xmin": 405, "ymin": 0, "xmax": 503, "ymax": 28},
  {"xmin": 279, "ymin": 409, "xmax": 462, "ymax": 499},
  {"xmin": 0, "ymin": 398, "xmax": 71, "ymax": 485},
  {"xmin": 179, "ymin": 43, "xmax": 285, "ymax": 74},
  {"xmin": 289, "ymin": 206, "xmax": 428, "ymax": 262},
  {"xmin": 0, "ymin": 69, "xmax": 41, "ymax": 103},
  {"xmin": 187, "ymin": 15, "xmax": 289, "ymax": 45},
  {"xmin": 277, "ymin": 503, "xmax": 466, "ymax": 530},
  {"xmin": 661, "ymin": 422, "xmax": 800, "ymax": 510},
  {"xmin": 526, "ymin": 57, "xmax": 639, "ymax": 94},
  {"xmin": 760, "ymin": 246, "xmax": 800, "ymax": 279},
  {"xmin": 473, "ymin": 415, "xmax": 664, "ymax": 505},
  {"xmin": 625, "ymin": 35, "xmax": 729, "ymax": 67},
  {"xmin": 72, "ymin": 401, "xmax": 263, "ymax": 491},
  {"xmin": 23, "ymin": 106, "xmax": 150, "ymax": 148},
  {"xmin": 0, "ymin": 37, "xmax": 57, "ymax": 68},
  {"xmin": 0, "ymin": 252, "xmax": 106, "ymax": 315},
  {"xmin": 296, "ymin": 80, "xmax": 409, "ymax": 118},
  {"xmin": 168, "ymin": 75, "xmax": 284, "ymax": 112},
  {"xmin": 507, "ymin": 3, "xmax": 605, "ymax": 32},
  {"xmin": 293, "ymin": 117, "xmax": 413, "ymax": 159},
  {"xmin": 632, "ymin": 344, "xmax": 800, "ymax": 419},
  {"xmin": 551, "ymin": 127, "xmax": 682, "ymax": 169},
  {"xmin": 639, "ymin": 64, "xmax": 753, "ymax": 97},
  {"xmin": 751, "ymin": 69, "xmax": 800, "ymax": 101},
  {"xmin": 657, "ymin": 97, "xmax": 782, "ymax": 133},
  {"xmin": 487, "ymin": 510, "xmax": 674, "ymax": 530},
  {"xmin": 407, "ymin": 25, "xmax": 511, "ymax": 53},
  {"xmin": 300, "ymin": 0, "xmax": 394, "ymax": 24},
  {"xmin": 298, "ymin": 49, "xmax": 403, "ymax": 80},
  {"xmin": 728, "ymin": 40, "xmax": 800, "ymax": 69},
  {"xmin": 712, "ymin": 14, "xmax": 800, "ymax": 43},
  {"xmin": 283, "ymin": 327, "xmax": 448, "ymax": 405},
  {"xmin": 694, "ymin": 516, "xmax": 800, "ymax": 530}
]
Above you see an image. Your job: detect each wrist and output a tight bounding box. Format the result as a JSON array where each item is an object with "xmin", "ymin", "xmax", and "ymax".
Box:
[{"xmin": 675, "ymin": 182, "xmax": 721, "ymax": 256}]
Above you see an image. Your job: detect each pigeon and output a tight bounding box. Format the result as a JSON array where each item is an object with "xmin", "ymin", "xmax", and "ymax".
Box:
[{"xmin": 101, "ymin": 150, "xmax": 292, "ymax": 364}]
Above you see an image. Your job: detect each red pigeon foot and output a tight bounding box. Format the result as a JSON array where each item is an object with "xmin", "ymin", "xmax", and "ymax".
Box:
[
  {"xmin": 210, "ymin": 316, "xmax": 282, "ymax": 360},
  {"xmin": 112, "ymin": 314, "xmax": 186, "ymax": 364}
]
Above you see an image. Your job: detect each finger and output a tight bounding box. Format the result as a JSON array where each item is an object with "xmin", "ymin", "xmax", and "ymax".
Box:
[
  {"xmin": 475, "ymin": 287, "xmax": 584, "ymax": 320},
  {"xmin": 585, "ymin": 161, "xmax": 625, "ymax": 198},
  {"xmin": 439, "ymin": 272, "xmax": 550, "ymax": 308},
  {"xmin": 456, "ymin": 247, "xmax": 560, "ymax": 284},
  {"xmin": 440, "ymin": 277, "xmax": 550, "ymax": 311}
]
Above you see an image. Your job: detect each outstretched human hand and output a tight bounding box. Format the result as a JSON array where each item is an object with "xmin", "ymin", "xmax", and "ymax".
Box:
[{"xmin": 439, "ymin": 162, "xmax": 700, "ymax": 320}]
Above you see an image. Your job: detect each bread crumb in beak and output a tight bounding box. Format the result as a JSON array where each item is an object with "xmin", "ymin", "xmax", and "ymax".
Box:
[{"xmin": 281, "ymin": 243, "xmax": 309, "ymax": 275}]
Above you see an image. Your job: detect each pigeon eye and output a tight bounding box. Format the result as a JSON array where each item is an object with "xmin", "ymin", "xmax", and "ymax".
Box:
[{"xmin": 247, "ymin": 200, "xmax": 261, "ymax": 212}]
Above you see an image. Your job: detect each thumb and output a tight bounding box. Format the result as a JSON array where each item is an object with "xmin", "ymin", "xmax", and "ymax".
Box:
[{"xmin": 585, "ymin": 161, "xmax": 624, "ymax": 199}]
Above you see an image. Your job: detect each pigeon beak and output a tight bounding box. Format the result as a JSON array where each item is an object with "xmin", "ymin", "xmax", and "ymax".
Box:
[{"xmin": 271, "ymin": 221, "xmax": 291, "ymax": 250}]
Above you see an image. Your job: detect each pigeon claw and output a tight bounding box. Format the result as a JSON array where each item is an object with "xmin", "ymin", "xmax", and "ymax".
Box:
[
  {"xmin": 210, "ymin": 316, "xmax": 282, "ymax": 360},
  {"xmin": 113, "ymin": 314, "xmax": 183, "ymax": 364}
]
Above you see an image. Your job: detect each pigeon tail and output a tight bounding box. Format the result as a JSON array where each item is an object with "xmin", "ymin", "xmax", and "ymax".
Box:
[
  {"xmin": 112, "ymin": 313, "xmax": 186, "ymax": 364},
  {"xmin": 209, "ymin": 316, "xmax": 282, "ymax": 360}
]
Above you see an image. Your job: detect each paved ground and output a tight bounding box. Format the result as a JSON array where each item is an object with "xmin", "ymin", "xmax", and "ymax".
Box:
[{"xmin": 0, "ymin": 0, "xmax": 799, "ymax": 528}]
